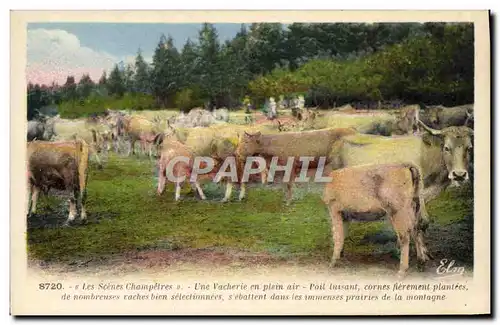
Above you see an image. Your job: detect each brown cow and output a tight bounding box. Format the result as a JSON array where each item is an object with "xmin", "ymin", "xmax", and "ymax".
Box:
[
  {"xmin": 236, "ymin": 127, "xmax": 357, "ymax": 204},
  {"xmin": 322, "ymin": 163, "xmax": 430, "ymax": 276},
  {"xmin": 27, "ymin": 139, "xmax": 90, "ymax": 226}
]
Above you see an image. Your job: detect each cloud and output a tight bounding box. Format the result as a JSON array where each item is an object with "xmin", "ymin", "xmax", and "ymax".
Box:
[{"xmin": 26, "ymin": 29, "xmax": 152, "ymax": 85}]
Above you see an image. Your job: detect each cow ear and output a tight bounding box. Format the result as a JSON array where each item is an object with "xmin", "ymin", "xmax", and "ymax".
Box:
[{"xmin": 422, "ymin": 132, "xmax": 442, "ymax": 146}]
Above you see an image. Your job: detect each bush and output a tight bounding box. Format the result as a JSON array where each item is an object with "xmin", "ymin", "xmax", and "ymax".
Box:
[{"xmin": 174, "ymin": 87, "xmax": 205, "ymax": 112}]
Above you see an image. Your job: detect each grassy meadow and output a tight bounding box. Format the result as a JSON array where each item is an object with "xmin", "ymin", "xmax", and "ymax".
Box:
[{"xmin": 26, "ymin": 109, "xmax": 474, "ymax": 273}]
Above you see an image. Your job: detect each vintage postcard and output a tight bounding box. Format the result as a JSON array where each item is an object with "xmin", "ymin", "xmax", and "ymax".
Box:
[{"xmin": 10, "ymin": 10, "xmax": 491, "ymax": 316}]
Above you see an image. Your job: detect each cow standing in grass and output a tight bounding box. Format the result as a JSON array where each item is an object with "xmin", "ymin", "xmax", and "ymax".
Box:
[
  {"xmin": 156, "ymin": 139, "xmax": 207, "ymax": 201},
  {"xmin": 360, "ymin": 105, "xmax": 420, "ymax": 136},
  {"xmin": 27, "ymin": 138, "xmax": 90, "ymax": 226},
  {"xmin": 236, "ymin": 127, "xmax": 358, "ymax": 204},
  {"xmin": 27, "ymin": 115, "xmax": 56, "ymax": 141},
  {"xmin": 419, "ymin": 104, "xmax": 474, "ymax": 129},
  {"xmin": 322, "ymin": 163, "xmax": 431, "ymax": 276},
  {"xmin": 121, "ymin": 115, "xmax": 163, "ymax": 158}
]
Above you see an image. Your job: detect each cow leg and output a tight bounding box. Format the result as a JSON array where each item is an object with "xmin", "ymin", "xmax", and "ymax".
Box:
[
  {"xmin": 414, "ymin": 229, "xmax": 430, "ymax": 264},
  {"xmin": 341, "ymin": 220, "xmax": 349, "ymax": 257},
  {"xmin": 284, "ymin": 166, "xmax": 297, "ymax": 205},
  {"xmin": 422, "ymin": 183, "xmax": 447, "ymax": 203},
  {"xmin": 391, "ymin": 208, "xmax": 412, "ymax": 276},
  {"xmin": 65, "ymin": 196, "xmax": 78, "ymax": 226},
  {"xmin": 327, "ymin": 203, "xmax": 345, "ymax": 268},
  {"xmin": 77, "ymin": 185, "xmax": 87, "ymax": 221},
  {"xmin": 175, "ymin": 181, "xmax": 182, "ymax": 201},
  {"xmin": 397, "ymin": 231, "xmax": 410, "ymax": 277},
  {"xmin": 238, "ymin": 183, "xmax": 246, "ymax": 201},
  {"xmin": 30, "ymin": 185, "xmax": 40, "ymax": 214},
  {"xmin": 113, "ymin": 134, "xmax": 119, "ymax": 153},
  {"xmin": 157, "ymin": 162, "xmax": 166, "ymax": 195},
  {"xmin": 221, "ymin": 181, "xmax": 233, "ymax": 203},
  {"xmin": 127, "ymin": 139, "xmax": 132, "ymax": 156},
  {"xmin": 193, "ymin": 181, "xmax": 207, "ymax": 200},
  {"xmin": 92, "ymin": 147, "xmax": 103, "ymax": 170},
  {"xmin": 261, "ymin": 169, "xmax": 268, "ymax": 184},
  {"xmin": 148, "ymin": 142, "xmax": 153, "ymax": 159}
]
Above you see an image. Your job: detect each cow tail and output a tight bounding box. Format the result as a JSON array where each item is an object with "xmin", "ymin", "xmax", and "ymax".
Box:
[
  {"xmin": 405, "ymin": 163, "xmax": 432, "ymax": 262},
  {"xmin": 76, "ymin": 139, "xmax": 90, "ymax": 205},
  {"xmin": 405, "ymin": 164, "xmax": 429, "ymax": 232}
]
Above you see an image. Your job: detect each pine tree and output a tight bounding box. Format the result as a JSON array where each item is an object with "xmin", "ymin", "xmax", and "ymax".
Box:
[
  {"xmin": 152, "ymin": 34, "xmax": 181, "ymax": 107},
  {"xmin": 107, "ymin": 64, "xmax": 126, "ymax": 97},
  {"xmin": 197, "ymin": 23, "xmax": 222, "ymax": 107},
  {"xmin": 77, "ymin": 74, "xmax": 94, "ymax": 99},
  {"xmin": 134, "ymin": 49, "xmax": 151, "ymax": 94}
]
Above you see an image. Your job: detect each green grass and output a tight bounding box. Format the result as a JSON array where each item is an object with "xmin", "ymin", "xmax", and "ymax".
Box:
[
  {"xmin": 27, "ymin": 155, "xmax": 332, "ymax": 263},
  {"xmin": 27, "ymin": 154, "xmax": 473, "ymax": 267}
]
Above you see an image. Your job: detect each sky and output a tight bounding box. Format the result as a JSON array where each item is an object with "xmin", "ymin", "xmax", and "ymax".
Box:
[{"xmin": 26, "ymin": 23, "xmax": 247, "ymax": 85}]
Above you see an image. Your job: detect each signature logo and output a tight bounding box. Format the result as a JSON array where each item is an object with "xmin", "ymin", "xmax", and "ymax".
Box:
[{"xmin": 436, "ymin": 259, "xmax": 465, "ymax": 277}]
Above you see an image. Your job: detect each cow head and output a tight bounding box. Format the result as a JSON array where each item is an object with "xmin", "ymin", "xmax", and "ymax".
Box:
[
  {"xmin": 237, "ymin": 131, "xmax": 263, "ymax": 157},
  {"xmin": 419, "ymin": 121, "xmax": 474, "ymax": 187},
  {"xmin": 426, "ymin": 106, "xmax": 443, "ymax": 128},
  {"xmin": 399, "ymin": 106, "xmax": 420, "ymax": 134}
]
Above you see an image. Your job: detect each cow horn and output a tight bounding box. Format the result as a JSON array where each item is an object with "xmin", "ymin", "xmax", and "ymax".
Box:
[{"xmin": 418, "ymin": 120, "xmax": 442, "ymax": 136}]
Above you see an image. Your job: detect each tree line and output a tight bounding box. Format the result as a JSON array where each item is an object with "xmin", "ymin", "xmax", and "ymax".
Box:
[{"xmin": 27, "ymin": 22, "xmax": 473, "ymax": 119}]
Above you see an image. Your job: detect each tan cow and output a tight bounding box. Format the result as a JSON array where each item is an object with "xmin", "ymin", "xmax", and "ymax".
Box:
[
  {"xmin": 322, "ymin": 163, "xmax": 431, "ymax": 276},
  {"xmin": 332, "ymin": 122, "xmax": 474, "ymax": 203},
  {"xmin": 122, "ymin": 115, "xmax": 163, "ymax": 157},
  {"xmin": 419, "ymin": 104, "xmax": 474, "ymax": 129},
  {"xmin": 236, "ymin": 127, "xmax": 358, "ymax": 204},
  {"xmin": 360, "ymin": 105, "xmax": 420, "ymax": 136},
  {"xmin": 27, "ymin": 138, "xmax": 90, "ymax": 226}
]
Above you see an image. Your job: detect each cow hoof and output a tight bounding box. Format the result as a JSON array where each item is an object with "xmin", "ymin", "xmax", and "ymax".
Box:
[
  {"xmin": 220, "ymin": 198, "xmax": 229, "ymax": 203},
  {"xmin": 397, "ymin": 270, "xmax": 408, "ymax": 279},
  {"xmin": 328, "ymin": 260, "xmax": 337, "ymax": 269}
]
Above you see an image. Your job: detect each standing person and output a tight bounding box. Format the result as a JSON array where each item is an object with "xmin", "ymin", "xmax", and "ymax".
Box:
[
  {"xmin": 291, "ymin": 95, "xmax": 300, "ymax": 118},
  {"xmin": 269, "ymin": 97, "xmax": 277, "ymax": 120},
  {"xmin": 298, "ymin": 94, "xmax": 305, "ymax": 110},
  {"xmin": 243, "ymin": 95, "xmax": 253, "ymax": 123}
]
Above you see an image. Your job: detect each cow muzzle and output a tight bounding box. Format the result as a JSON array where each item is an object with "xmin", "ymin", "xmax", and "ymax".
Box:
[{"xmin": 449, "ymin": 170, "xmax": 469, "ymax": 186}]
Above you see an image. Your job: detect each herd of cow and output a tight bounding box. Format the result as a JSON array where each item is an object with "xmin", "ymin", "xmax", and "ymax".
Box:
[{"xmin": 25, "ymin": 102, "xmax": 474, "ymax": 276}]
